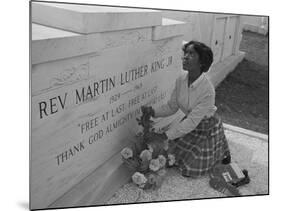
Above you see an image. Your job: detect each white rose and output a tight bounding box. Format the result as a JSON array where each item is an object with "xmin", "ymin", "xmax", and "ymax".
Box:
[
  {"xmin": 149, "ymin": 159, "xmax": 161, "ymax": 172},
  {"xmin": 139, "ymin": 149, "xmax": 152, "ymax": 161},
  {"xmin": 121, "ymin": 147, "xmax": 133, "ymax": 159},
  {"xmin": 132, "ymin": 172, "xmax": 147, "ymax": 187},
  {"xmin": 158, "ymin": 155, "xmax": 167, "ymax": 168}
]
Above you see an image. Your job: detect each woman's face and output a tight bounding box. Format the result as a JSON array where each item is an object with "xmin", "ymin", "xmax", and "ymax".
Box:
[{"xmin": 182, "ymin": 44, "xmax": 201, "ymax": 75}]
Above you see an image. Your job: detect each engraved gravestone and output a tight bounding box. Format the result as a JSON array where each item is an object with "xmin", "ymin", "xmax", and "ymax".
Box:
[{"xmin": 31, "ymin": 2, "xmax": 187, "ymax": 209}]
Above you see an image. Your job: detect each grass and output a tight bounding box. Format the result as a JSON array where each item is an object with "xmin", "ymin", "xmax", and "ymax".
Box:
[{"xmin": 215, "ymin": 31, "xmax": 269, "ymax": 134}]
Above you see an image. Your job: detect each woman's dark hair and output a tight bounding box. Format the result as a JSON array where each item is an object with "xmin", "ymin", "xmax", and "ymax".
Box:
[{"xmin": 182, "ymin": 41, "xmax": 213, "ymax": 73}]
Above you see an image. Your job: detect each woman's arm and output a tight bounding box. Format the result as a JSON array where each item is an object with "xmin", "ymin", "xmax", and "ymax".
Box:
[
  {"xmin": 153, "ymin": 78, "xmax": 179, "ymax": 118},
  {"xmin": 165, "ymin": 91, "xmax": 215, "ymax": 140}
]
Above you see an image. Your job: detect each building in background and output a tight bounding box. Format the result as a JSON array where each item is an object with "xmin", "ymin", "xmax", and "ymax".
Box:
[
  {"xmin": 162, "ymin": 11, "xmax": 245, "ymax": 87},
  {"xmin": 242, "ymin": 15, "xmax": 268, "ymax": 35}
]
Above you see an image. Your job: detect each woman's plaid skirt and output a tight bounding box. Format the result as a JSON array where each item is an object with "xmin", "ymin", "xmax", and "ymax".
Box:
[{"xmin": 168, "ymin": 114, "xmax": 230, "ymax": 177}]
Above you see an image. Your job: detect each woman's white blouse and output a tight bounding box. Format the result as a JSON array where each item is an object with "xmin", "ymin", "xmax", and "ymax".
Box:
[{"xmin": 154, "ymin": 71, "xmax": 217, "ymax": 140}]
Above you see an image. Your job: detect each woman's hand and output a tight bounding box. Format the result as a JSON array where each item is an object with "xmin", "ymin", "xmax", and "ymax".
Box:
[
  {"xmin": 144, "ymin": 131, "xmax": 168, "ymax": 142},
  {"xmin": 141, "ymin": 106, "xmax": 155, "ymax": 119}
]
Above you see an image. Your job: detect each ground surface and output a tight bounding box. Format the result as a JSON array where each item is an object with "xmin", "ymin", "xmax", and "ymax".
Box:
[
  {"xmin": 107, "ymin": 129, "xmax": 268, "ymax": 204},
  {"xmin": 216, "ymin": 31, "xmax": 269, "ymax": 134}
]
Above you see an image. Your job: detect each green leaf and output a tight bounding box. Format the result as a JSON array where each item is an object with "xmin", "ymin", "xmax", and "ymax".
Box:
[
  {"xmin": 134, "ymin": 142, "xmax": 145, "ymax": 155},
  {"xmin": 122, "ymin": 157, "xmax": 140, "ymax": 171},
  {"xmin": 138, "ymin": 159, "xmax": 150, "ymax": 173}
]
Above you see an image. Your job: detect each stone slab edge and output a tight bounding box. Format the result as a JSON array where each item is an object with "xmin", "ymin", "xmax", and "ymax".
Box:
[
  {"xmin": 243, "ymin": 23, "xmax": 268, "ymax": 35},
  {"xmin": 32, "ymin": 17, "xmax": 187, "ymax": 65},
  {"xmin": 32, "ymin": 2, "xmax": 162, "ymax": 34},
  {"xmin": 224, "ymin": 123, "xmax": 268, "ymax": 141},
  {"xmin": 152, "ymin": 18, "xmax": 188, "ymax": 40},
  {"xmin": 208, "ymin": 51, "xmax": 245, "ymax": 87},
  {"xmin": 32, "ymin": 24, "xmax": 104, "ymax": 65}
]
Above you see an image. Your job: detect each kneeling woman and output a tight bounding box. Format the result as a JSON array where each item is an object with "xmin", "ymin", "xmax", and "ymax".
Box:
[{"xmin": 143, "ymin": 41, "xmax": 231, "ymax": 177}]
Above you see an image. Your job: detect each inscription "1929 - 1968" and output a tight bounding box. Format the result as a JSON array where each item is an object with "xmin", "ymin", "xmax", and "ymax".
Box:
[{"xmin": 37, "ymin": 56, "xmax": 173, "ymax": 120}]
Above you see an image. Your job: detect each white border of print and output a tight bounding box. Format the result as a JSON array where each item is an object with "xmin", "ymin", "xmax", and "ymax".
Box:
[{"xmin": 1, "ymin": 0, "xmax": 278, "ymax": 211}]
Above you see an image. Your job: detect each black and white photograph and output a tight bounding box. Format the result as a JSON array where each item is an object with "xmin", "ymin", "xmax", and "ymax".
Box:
[{"xmin": 29, "ymin": 0, "xmax": 269, "ymax": 210}]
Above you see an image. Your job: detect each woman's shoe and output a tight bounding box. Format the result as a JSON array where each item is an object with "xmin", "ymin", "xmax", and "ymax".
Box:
[
  {"xmin": 221, "ymin": 154, "xmax": 231, "ymax": 165},
  {"xmin": 231, "ymin": 170, "xmax": 250, "ymax": 187}
]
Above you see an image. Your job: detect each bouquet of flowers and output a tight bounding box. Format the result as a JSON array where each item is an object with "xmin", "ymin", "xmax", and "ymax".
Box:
[{"xmin": 120, "ymin": 106, "xmax": 176, "ymax": 190}]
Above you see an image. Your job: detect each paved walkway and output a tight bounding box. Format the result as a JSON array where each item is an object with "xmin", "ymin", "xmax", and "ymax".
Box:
[{"xmin": 107, "ymin": 125, "xmax": 268, "ymax": 204}]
